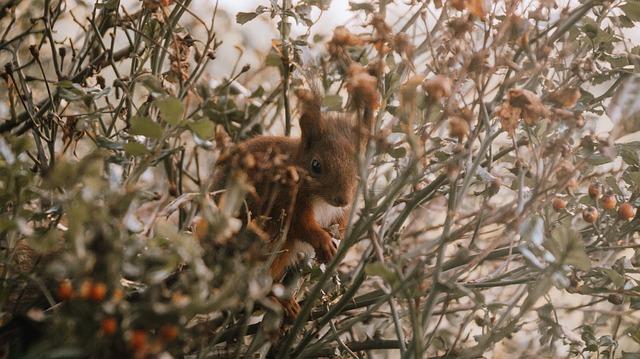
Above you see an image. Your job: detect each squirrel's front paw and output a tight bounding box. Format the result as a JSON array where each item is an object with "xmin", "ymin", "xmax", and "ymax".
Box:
[
  {"xmin": 271, "ymin": 295, "xmax": 300, "ymax": 320},
  {"xmin": 315, "ymin": 239, "xmax": 337, "ymax": 263}
]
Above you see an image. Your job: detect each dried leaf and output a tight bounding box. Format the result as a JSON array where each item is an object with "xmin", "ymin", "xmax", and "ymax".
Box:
[
  {"xmin": 423, "ymin": 75, "xmax": 453, "ymax": 101},
  {"xmin": 547, "ymin": 87, "xmax": 581, "ymax": 109},
  {"xmin": 507, "ymin": 88, "xmax": 549, "ymax": 125},
  {"xmin": 467, "ymin": 0, "xmax": 489, "ymax": 19}
]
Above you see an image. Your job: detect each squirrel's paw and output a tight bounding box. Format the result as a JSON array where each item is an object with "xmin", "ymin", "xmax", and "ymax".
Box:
[
  {"xmin": 315, "ymin": 239, "xmax": 337, "ymax": 263},
  {"xmin": 271, "ymin": 295, "xmax": 300, "ymax": 320}
]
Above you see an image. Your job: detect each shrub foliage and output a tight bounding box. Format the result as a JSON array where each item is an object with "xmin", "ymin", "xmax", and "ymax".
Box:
[{"xmin": 2, "ymin": 0, "xmax": 640, "ymax": 357}]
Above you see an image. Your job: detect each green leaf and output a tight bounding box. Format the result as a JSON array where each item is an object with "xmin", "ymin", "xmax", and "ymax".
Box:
[
  {"xmin": 265, "ymin": 53, "xmax": 282, "ymax": 67},
  {"xmin": 321, "ymin": 94, "xmax": 342, "ymax": 110},
  {"xmin": 582, "ymin": 325, "xmax": 598, "ymax": 352},
  {"xmin": 617, "ymin": 14, "xmax": 636, "ymax": 28},
  {"xmin": 544, "ymin": 226, "xmax": 591, "ymax": 271},
  {"xmin": 597, "ymin": 267, "xmax": 626, "ymax": 288},
  {"xmin": 585, "ymin": 153, "xmax": 613, "ymax": 166},
  {"xmin": 236, "ymin": 12, "xmax": 259, "ymax": 25},
  {"xmin": 251, "ymin": 86, "xmax": 265, "ymax": 98},
  {"xmin": 155, "ymin": 97, "xmax": 184, "ymax": 125},
  {"xmin": 123, "ymin": 142, "xmax": 150, "ymax": 156},
  {"xmin": 136, "ymin": 74, "xmax": 164, "ymax": 93},
  {"xmin": 349, "ymin": 1, "xmax": 375, "ymax": 12},
  {"xmin": 94, "ymin": 136, "xmax": 123, "ymax": 150},
  {"xmin": 130, "ymin": 116, "xmax": 163, "ymax": 139},
  {"xmin": 307, "ymin": 0, "xmax": 332, "ymax": 10},
  {"xmin": 365, "ymin": 263, "xmax": 397, "ymax": 285},
  {"xmin": 389, "ymin": 146, "xmax": 407, "ymax": 159},
  {"xmin": 620, "ymin": 1, "xmax": 640, "ymax": 22},
  {"xmin": 189, "ymin": 119, "xmax": 214, "ymax": 139},
  {"xmin": 617, "ymin": 141, "xmax": 640, "ymax": 166}
]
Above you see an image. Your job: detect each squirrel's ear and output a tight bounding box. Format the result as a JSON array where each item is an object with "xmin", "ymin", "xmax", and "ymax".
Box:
[{"xmin": 295, "ymin": 89, "xmax": 324, "ymax": 146}]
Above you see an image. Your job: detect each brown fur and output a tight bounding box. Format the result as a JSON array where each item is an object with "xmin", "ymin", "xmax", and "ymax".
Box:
[{"xmin": 213, "ymin": 88, "xmax": 375, "ymax": 318}]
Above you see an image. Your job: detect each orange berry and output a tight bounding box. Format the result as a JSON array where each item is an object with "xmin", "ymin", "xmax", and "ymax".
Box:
[
  {"xmin": 588, "ymin": 184, "xmax": 601, "ymax": 198},
  {"xmin": 159, "ymin": 324, "xmax": 179, "ymax": 341},
  {"xmin": 617, "ymin": 202, "xmax": 635, "ymax": 220},
  {"xmin": 130, "ymin": 330, "xmax": 146, "ymax": 350},
  {"xmin": 582, "ymin": 206, "xmax": 598, "ymax": 223},
  {"xmin": 56, "ymin": 280, "xmax": 73, "ymax": 301},
  {"xmin": 89, "ymin": 282, "xmax": 107, "ymax": 302},
  {"xmin": 552, "ymin": 198, "xmax": 567, "ymax": 211},
  {"xmin": 112, "ymin": 288, "xmax": 124, "ymax": 301},
  {"xmin": 101, "ymin": 317, "xmax": 118, "ymax": 336},
  {"xmin": 79, "ymin": 281, "xmax": 92, "ymax": 299},
  {"xmin": 601, "ymin": 194, "xmax": 617, "ymax": 210}
]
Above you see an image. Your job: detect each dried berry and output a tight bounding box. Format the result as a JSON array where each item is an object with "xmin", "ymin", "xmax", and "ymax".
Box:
[
  {"xmin": 588, "ymin": 184, "xmax": 600, "ymax": 199},
  {"xmin": 607, "ymin": 293, "xmax": 624, "ymax": 305}
]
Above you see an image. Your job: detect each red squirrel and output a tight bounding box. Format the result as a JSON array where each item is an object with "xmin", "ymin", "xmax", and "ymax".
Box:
[{"xmin": 213, "ymin": 73, "xmax": 377, "ymax": 318}]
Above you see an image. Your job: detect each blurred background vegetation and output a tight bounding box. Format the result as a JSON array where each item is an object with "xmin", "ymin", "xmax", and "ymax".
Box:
[{"xmin": 3, "ymin": 0, "xmax": 640, "ymax": 358}]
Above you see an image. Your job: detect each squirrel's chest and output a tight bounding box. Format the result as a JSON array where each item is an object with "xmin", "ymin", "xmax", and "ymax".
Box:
[{"xmin": 312, "ymin": 198, "xmax": 347, "ymax": 228}]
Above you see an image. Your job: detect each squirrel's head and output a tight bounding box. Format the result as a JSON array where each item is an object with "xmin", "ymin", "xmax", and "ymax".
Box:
[{"xmin": 294, "ymin": 89, "xmax": 362, "ymax": 208}]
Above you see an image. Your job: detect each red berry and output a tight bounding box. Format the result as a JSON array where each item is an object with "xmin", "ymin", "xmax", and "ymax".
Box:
[
  {"xmin": 582, "ymin": 206, "xmax": 598, "ymax": 223},
  {"xmin": 101, "ymin": 317, "xmax": 117, "ymax": 336},
  {"xmin": 159, "ymin": 325, "xmax": 179, "ymax": 341},
  {"xmin": 553, "ymin": 198, "xmax": 567, "ymax": 211},
  {"xmin": 588, "ymin": 184, "xmax": 601, "ymax": 198},
  {"xmin": 89, "ymin": 282, "xmax": 107, "ymax": 302},
  {"xmin": 130, "ymin": 330, "xmax": 146, "ymax": 350},
  {"xmin": 601, "ymin": 194, "xmax": 617, "ymax": 210},
  {"xmin": 618, "ymin": 202, "xmax": 635, "ymax": 220},
  {"xmin": 56, "ymin": 280, "xmax": 73, "ymax": 301}
]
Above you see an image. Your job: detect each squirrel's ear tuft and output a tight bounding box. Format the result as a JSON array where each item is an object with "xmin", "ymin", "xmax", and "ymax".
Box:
[{"xmin": 295, "ymin": 88, "xmax": 324, "ymax": 143}]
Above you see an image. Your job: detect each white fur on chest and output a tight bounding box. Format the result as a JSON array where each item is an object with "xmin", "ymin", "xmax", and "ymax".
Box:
[
  {"xmin": 312, "ymin": 198, "xmax": 347, "ymax": 228},
  {"xmin": 286, "ymin": 198, "xmax": 346, "ymax": 267}
]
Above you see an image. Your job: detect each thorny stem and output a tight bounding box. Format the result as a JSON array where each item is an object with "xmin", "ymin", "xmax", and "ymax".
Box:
[{"xmin": 280, "ymin": 0, "xmax": 292, "ymax": 136}]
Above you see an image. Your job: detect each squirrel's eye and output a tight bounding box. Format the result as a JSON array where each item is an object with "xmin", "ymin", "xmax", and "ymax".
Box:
[{"xmin": 311, "ymin": 159, "xmax": 322, "ymax": 174}]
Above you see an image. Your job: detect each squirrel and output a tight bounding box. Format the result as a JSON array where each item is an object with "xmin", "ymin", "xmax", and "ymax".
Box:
[{"xmin": 213, "ymin": 70, "xmax": 377, "ymax": 319}]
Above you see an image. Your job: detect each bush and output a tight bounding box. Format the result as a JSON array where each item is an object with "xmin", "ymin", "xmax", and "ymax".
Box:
[{"xmin": 2, "ymin": 0, "xmax": 640, "ymax": 357}]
